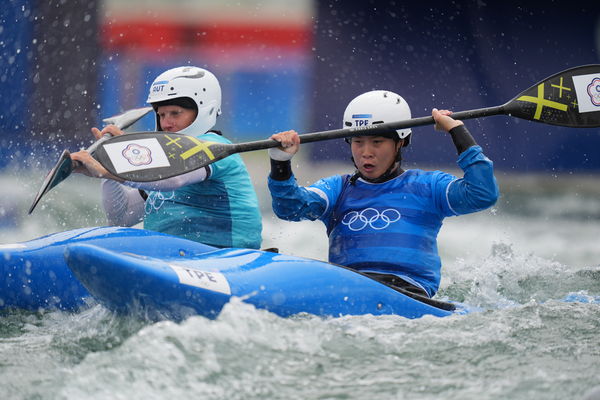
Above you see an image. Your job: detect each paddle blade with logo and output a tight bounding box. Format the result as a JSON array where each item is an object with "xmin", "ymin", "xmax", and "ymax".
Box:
[
  {"xmin": 502, "ymin": 64, "xmax": 600, "ymax": 128},
  {"xmin": 28, "ymin": 107, "xmax": 153, "ymax": 214},
  {"xmin": 92, "ymin": 132, "xmax": 228, "ymax": 182}
]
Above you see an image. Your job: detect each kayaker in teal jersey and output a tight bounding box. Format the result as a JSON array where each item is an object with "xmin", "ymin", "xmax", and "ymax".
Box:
[
  {"xmin": 267, "ymin": 91, "xmax": 499, "ymax": 297},
  {"xmin": 71, "ymin": 66, "xmax": 262, "ymax": 249}
]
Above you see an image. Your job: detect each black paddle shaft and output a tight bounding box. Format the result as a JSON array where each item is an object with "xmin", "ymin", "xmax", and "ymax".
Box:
[
  {"xmin": 232, "ymin": 105, "xmax": 508, "ymax": 153},
  {"xmin": 92, "ymin": 105, "xmax": 507, "ymax": 182}
]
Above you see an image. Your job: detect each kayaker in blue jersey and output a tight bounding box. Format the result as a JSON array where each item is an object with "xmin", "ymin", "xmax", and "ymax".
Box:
[
  {"xmin": 71, "ymin": 66, "xmax": 262, "ymax": 249},
  {"xmin": 267, "ymin": 90, "xmax": 499, "ymax": 298}
]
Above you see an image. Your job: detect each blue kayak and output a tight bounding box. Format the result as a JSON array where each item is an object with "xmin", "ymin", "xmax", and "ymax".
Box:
[
  {"xmin": 1, "ymin": 226, "xmax": 469, "ymax": 319},
  {"xmin": 0, "ymin": 227, "xmax": 216, "ymax": 311},
  {"xmin": 64, "ymin": 242, "xmax": 471, "ymax": 321}
]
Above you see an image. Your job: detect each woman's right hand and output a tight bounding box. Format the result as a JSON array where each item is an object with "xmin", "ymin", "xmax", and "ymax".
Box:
[
  {"xmin": 268, "ymin": 130, "xmax": 301, "ymax": 161},
  {"xmin": 270, "ymin": 130, "xmax": 301, "ymax": 155},
  {"xmin": 432, "ymin": 108, "xmax": 463, "ymax": 133},
  {"xmin": 71, "ymin": 150, "xmax": 124, "ymax": 182}
]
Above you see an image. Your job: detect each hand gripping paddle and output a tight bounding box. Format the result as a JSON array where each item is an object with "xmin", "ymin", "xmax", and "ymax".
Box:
[{"xmin": 28, "ymin": 107, "xmax": 153, "ymax": 214}]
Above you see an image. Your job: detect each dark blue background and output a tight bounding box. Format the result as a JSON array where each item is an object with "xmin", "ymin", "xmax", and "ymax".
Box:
[{"xmin": 309, "ymin": 1, "xmax": 600, "ymax": 171}]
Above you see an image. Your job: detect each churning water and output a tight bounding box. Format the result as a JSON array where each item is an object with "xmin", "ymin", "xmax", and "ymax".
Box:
[{"xmin": 1, "ymin": 159, "xmax": 599, "ymax": 400}]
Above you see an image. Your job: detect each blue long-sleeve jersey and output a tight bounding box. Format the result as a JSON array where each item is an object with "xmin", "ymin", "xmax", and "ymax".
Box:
[{"xmin": 268, "ymin": 145, "xmax": 499, "ymax": 296}]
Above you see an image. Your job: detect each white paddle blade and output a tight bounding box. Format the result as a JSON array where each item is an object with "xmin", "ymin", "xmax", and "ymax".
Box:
[{"xmin": 102, "ymin": 106, "xmax": 154, "ymax": 130}]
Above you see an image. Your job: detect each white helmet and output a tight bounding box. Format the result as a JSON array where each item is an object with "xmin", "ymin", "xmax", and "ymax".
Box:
[
  {"xmin": 146, "ymin": 66, "xmax": 222, "ymax": 135},
  {"xmin": 343, "ymin": 90, "xmax": 412, "ymax": 146}
]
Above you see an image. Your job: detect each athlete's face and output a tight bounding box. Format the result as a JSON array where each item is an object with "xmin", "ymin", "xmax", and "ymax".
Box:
[
  {"xmin": 156, "ymin": 105, "xmax": 197, "ymax": 133},
  {"xmin": 350, "ymin": 136, "xmax": 401, "ymax": 179}
]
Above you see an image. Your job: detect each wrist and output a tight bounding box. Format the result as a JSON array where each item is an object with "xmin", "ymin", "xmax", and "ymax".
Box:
[
  {"xmin": 268, "ymin": 147, "xmax": 294, "ymax": 161},
  {"xmin": 449, "ymin": 121, "xmax": 464, "ymax": 131},
  {"xmin": 449, "ymin": 125, "xmax": 477, "ymax": 154},
  {"xmin": 270, "ymin": 158, "xmax": 292, "ymax": 181}
]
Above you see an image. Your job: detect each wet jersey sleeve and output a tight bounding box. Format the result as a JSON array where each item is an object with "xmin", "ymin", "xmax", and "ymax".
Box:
[
  {"xmin": 446, "ymin": 145, "xmax": 499, "ymax": 215},
  {"xmin": 101, "ymin": 179, "xmax": 145, "ymax": 226},
  {"xmin": 122, "ymin": 166, "xmax": 210, "ymax": 191},
  {"xmin": 268, "ymin": 174, "xmax": 342, "ymax": 221}
]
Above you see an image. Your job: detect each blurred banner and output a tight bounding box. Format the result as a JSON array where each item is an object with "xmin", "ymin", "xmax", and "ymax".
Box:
[
  {"xmin": 1, "ymin": 0, "xmax": 599, "ymax": 172},
  {"xmin": 1, "ymin": 0, "xmax": 100, "ymax": 167},
  {"xmin": 0, "ymin": 0, "xmax": 32, "ymax": 165},
  {"xmin": 97, "ymin": 0, "xmax": 314, "ymax": 142}
]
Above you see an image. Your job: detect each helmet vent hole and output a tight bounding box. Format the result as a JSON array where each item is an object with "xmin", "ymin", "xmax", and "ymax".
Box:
[
  {"xmin": 344, "ymin": 122, "xmax": 352, "ymax": 127},
  {"xmin": 170, "ymin": 87, "xmax": 174, "ymax": 90},
  {"xmin": 200, "ymin": 101, "xmax": 203, "ymax": 105},
  {"xmin": 203, "ymin": 88, "xmax": 206, "ymax": 92}
]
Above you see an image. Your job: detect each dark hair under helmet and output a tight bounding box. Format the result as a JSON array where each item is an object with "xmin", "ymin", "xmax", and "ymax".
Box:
[{"xmin": 151, "ymin": 97, "xmax": 198, "ymax": 112}]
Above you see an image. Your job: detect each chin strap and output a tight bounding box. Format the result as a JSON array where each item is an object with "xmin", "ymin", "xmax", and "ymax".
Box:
[{"xmin": 350, "ymin": 162, "xmax": 404, "ymax": 184}]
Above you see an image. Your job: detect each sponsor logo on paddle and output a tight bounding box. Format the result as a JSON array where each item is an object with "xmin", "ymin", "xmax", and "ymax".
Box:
[
  {"xmin": 122, "ymin": 144, "xmax": 152, "ymax": 166},
  {"xmin": 103, "ymin": 138, "xmax": 171, "ymax": 173},
  {"xmin": 169, "ymin": 264, "xmax": 231, "ymax": 295},
  {"xmin": 587, "ymin": 78, "xmax": 600, "ymax": 106},
  {"xmin": 572, "ymin": 73, "xmax": 600, "ymax": 113}
]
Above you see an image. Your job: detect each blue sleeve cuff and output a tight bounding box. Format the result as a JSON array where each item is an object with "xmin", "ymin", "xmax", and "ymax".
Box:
[{"xmin": 457, "ymin": 145, "xmax": 492, "ymax": 169}]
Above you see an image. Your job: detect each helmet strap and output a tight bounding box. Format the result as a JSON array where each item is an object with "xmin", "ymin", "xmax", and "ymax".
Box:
[
  {"xmin": 395, "ymin": 143, "xmax": 403, "ymax": 162},
  {"xmin": 349, "ymin": 159, "xmax": 403, "ymax": 185}
]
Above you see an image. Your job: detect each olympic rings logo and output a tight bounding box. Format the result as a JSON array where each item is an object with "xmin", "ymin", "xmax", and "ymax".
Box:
[
  {"xmin": 340, "ymin": 208, "xmax": 401, "ymax": 231},
  {"xmin": 145, "ymin": 191, "xmax": 176, "ymax": 213}
]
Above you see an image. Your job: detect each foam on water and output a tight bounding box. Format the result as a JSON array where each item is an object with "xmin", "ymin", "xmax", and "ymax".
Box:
[
  {"xmin": 1, "ymin": 164, "xmax": 600, "ymax": 399},
  {"xmin": 2, "ymin": 298, "xmax": 598, "ymax": 400}
]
